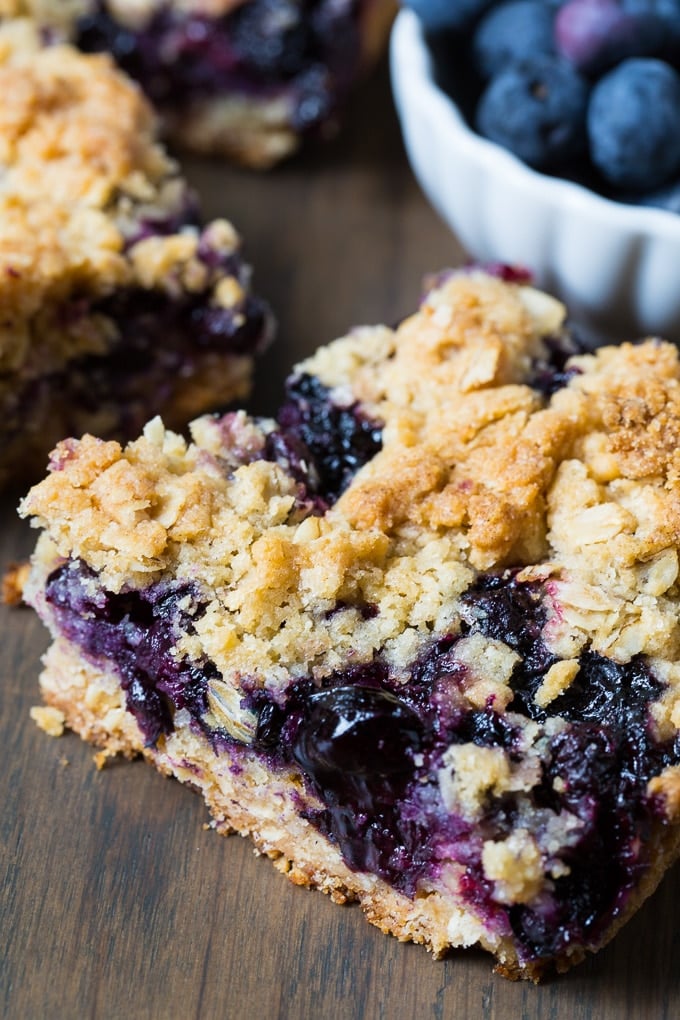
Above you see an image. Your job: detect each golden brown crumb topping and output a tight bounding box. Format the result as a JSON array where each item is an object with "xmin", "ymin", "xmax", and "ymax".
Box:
[{"xmin": 19, "ymin": 274, "xmax": 680, "ymax": 727}]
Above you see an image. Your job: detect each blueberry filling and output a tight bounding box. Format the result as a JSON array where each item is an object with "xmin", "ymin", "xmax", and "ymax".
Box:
[
  {"xmin": 249, "ymin": 676, "xmax": 438, "ymax": 890},
  {"xmin": 458, "ymin": 571, "xmax": 560, "ymax": 722},
  {"xmin": 526, "ymin": 331, "xmax": 586, "ymax": 397},
  {"xmin": 76, "ymin": 0, "xmax": 365, "ymax": 134},
  {"xmin": 293, "ymin": 685, "xmax": 423, "ymax": 785},
  {"xmin": 5, "ymin": 248, "xmax": 270, "ymax": 452},
  {"xmin": 45, "ymin": 559, "xmax": 680, "ymax": 963},
  {"xmin": 460, "ymin": 572, "xmax": 554, "ymax": 676},
  {"xmin": 45, "ymin": 562, "xmax": 219, "ymax": 747},
  {"xmin": 264, "ymin": 372, "xmax": 383, "ymax": 506},
  {"xmin": 325, "ymin": 600, "xmax": 379, "ymax": 621},
  {"xmin": 509, "ymin": 714, "xmax": 675, "ymax": 960},
  {"xmin": 91, "ymin": 276, "xmax": 269, "ymax": 362}
]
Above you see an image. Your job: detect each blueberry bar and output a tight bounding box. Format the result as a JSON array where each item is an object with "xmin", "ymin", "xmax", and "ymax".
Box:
[
  {"xmin": 20, "ymin": 271, "xmax": 680, "ymax": 979},
  {"xmin": 0, "ymin": 20, "xmax": 272, "ymax": 489},
  {"xmin": 4, "ymin": 0, "xmax": 395, "ymax": 168}
]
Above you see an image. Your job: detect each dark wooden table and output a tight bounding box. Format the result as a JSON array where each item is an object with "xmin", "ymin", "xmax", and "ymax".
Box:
[{"xmin": 2, "ymin": 60, "xmax": 679, "ymax": 1020}]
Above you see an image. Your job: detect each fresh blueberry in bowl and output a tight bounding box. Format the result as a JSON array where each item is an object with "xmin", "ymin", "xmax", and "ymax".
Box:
[
  {"xmin": 622, "ymin": 0, "xmax": 680, "ymax": 45},
  {"xmin": 476, "ymin": 55, "xmax": 588, "ymax": 170},
  {"xmin": 473, "ymin": 1, "xmax": 557, "ymax": 79},
  {"xmin": 587, "ymin": 57, "xmax": 680, "ymax": 190},
  {"xmin": 391, "ymin": 5, "xmax": 680, "ymax": 340},
  {"xmin": 555, "ymin": 0, "xmax": 667, "ymax": 72}
]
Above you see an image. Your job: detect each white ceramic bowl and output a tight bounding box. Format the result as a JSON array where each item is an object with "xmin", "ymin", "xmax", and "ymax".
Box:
[{"xmin": 390, "ymin": 8, "xmax": 680, "ymax": 342}]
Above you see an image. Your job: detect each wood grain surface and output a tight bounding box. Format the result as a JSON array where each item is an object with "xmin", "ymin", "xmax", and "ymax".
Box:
[{"xmin": 2, "ymin": 60, "xmax": 679, "ymax": 1020}]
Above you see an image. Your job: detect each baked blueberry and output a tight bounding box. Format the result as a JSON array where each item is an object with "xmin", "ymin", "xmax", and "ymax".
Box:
[{"xmin": 269, "ymin": 373, "xmax": 383, "ymax": 506}]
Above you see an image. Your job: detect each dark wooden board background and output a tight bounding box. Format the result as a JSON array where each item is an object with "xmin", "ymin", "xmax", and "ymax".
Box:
[{"xmin": 2, "ymin": 58, "xmax": 679, "ymax": 1020}]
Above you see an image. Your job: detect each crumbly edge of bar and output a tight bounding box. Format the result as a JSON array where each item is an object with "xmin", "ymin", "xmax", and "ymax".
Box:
[
  {"xmin": 29, "ymin": 634, "xmax": 575, "ymax": 980},
  {"xmin": 0, "ymin": 19, "xmax": 171, "ymax": 293},
  {"xmin": 34, "ymin": 633, "xmax": 680, "ymax": 981},
  {"xmin": 166, "ymin": 93, "xmax": 302, "ymax": 169},
  {"xmin": 0, "ymin": 6, "xmax": 297, "ymax": 167}
]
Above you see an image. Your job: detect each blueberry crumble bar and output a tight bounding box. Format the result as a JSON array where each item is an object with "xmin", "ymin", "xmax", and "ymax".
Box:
[
  {"xmin": 0, "ymin": 20, "xmax": 272, "ymax": 489},
  {"xmin": 2, "ymin": 0, "xmax": 395, "ymax": 168},
  {"xmin": 20, "ymin": 271, "xmax": 680, "ymax": 979}
]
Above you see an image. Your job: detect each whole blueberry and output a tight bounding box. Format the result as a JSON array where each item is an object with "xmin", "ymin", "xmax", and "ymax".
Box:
[
  {"xmin": 622, "ymin": 0, "xmax": 680, "ymax": 41},
  {"xmin": 476, "ymin": 55, "xmax": 589, "ymax": 170},
  {"xmin": 400, "ymin": 0, "xmax": 494, "ymax": 32},
  {"xmin": 555, "ymin": 0, "xmax": 666, "ymax": 73},
  {"xmin": 293, "ymin": 686, "xmax": 422, "ymax": 780},
  {"xmin": 622, "ymin": 0, "xmax": 680, "ymax": 15},
  {"xmin": 623, "ymin": 0, "xmax": 680, "ymax": 51},
  {"xmin": 588, "ymin": 57, "xmax": 680, "ymax": 190},
  {"xmin": 473, "ymin": 1, "xmax": 557, "ymax": 80}
]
